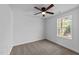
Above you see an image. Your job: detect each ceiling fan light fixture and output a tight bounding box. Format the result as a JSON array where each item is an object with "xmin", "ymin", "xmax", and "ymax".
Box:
[{"xmin": 42, "ymin": 12, "xmax": 46, "ymax": 15}]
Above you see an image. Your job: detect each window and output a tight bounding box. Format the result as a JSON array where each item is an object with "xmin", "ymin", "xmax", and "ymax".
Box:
[{"xmin": 57, "ymin": 15, "xmax": 72, "ymax": 39}]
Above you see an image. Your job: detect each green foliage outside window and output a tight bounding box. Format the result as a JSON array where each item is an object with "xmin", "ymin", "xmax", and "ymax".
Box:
[{"xmin": 57, "ymin": 15, "xmax": 72, "ymax": 39}]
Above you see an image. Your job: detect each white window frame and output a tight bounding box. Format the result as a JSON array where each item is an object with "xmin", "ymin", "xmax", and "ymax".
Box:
[{"xmin": 57, "ymin": 15, "xmax": 72, "ymax": 39}]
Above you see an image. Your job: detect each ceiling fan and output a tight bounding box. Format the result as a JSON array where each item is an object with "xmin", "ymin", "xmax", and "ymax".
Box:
[{"xmin": 34, "ymin": 4, "xmax": 54, "ymax": 17}]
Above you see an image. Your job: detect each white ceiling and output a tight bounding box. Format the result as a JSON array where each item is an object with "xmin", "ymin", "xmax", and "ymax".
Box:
[{"xmin": 9, "ymin": 4, "xmax": 79, "ymax": 17}]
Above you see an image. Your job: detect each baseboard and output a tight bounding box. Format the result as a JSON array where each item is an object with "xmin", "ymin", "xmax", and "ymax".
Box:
[
  {"xmin": 13, "ymin": 39, "xmax": 44, "ymax": 47},
  {"xmin": 46, "ymin": 39, "xmax": 79, "ymax": 55}
]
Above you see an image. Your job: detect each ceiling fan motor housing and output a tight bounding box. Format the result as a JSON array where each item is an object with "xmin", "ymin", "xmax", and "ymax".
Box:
[{"xmin": 41, "ymin": 7, "xmax": 46, "ymax": 11}]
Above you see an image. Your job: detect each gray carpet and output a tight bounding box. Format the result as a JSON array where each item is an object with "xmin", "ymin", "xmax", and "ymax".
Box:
[{"xmin": 10, "ymin": 39, "xmax": 78, "ymax": 55}]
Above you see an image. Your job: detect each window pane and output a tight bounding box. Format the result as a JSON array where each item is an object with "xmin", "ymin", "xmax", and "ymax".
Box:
[{"xmin": 57, "ymin": 15, "xmax": 72, "ymax": 39}]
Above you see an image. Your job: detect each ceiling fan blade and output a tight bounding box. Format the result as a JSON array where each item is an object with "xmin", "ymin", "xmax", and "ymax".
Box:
[
  {"xmin": 46, "ymin": 12, "xmax": 54, "ymax": 14},
  {"xmin": 34, "ymin": 7, "xmax": 42, "ymax": 11},
  {"xmin": 46, "ymin": 4, "xmax": 54, "ymax": 11},
  {"xmin": 34, "ymin": 12, "xmax": 42, "ymax": 15}
]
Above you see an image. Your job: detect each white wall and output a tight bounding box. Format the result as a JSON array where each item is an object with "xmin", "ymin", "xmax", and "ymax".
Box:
[
  {"xmin": 10, "ymin": 8, "xmax": 44, "ymax": 46},
  {"xmin": 0, "ymin": 5, "xmax": 13, "ymax": 55},
  {"xmin": 0, "ymin": 4, "xmax": 44, "ymax": 54},
  {"xmin": 46, "ymin": 7, "xmax": 79, "ymax": 53}
]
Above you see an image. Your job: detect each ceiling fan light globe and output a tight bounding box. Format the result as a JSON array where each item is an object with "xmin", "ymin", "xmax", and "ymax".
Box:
[{"xmin": 42, "ymin": 12, "xmax": 46, "ymax": 15}]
